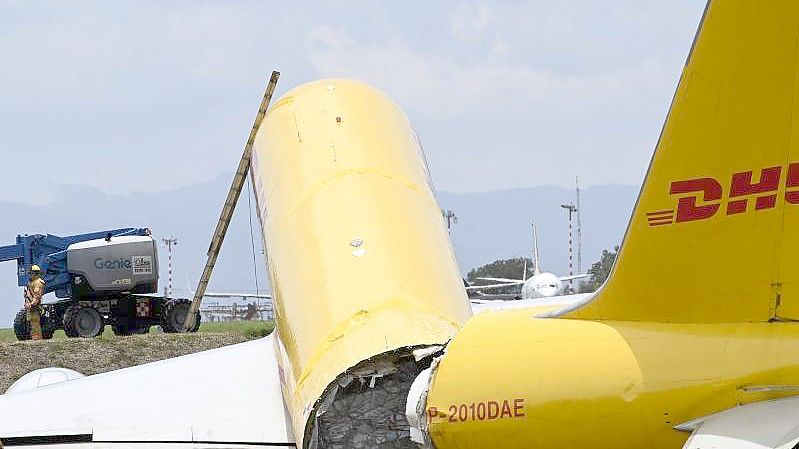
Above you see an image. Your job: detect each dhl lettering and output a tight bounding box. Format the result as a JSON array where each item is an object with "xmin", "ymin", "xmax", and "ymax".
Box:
[
  {"xmin": 429, "ymin": 399, "xmax": 525, "ymax": 423},
  {"xmin": 786, "ymin": 163, "xmax": 799, "ymax": 204},
  {"xmin": 727, "ymin": 166, "xmax": 781, "ymax": 214},
  {"xmin": 670, "ymin": 177, "xmax": 722, "ymax": 223},
  {"xmin": 647, "ymin": 162, "xmax": 799, "ymax": 227}
]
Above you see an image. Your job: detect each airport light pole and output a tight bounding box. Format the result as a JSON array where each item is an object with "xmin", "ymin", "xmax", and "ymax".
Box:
[
  {"xmin": 576, "ymin": 177, "xmax": 582, "ymax": 275},
  {"xmin": 161, "ymin": 236, "xmax": 178, "ymax": 298},
  {"xmin": 561, "ymin": 203, "xmax": 577, "ymax": 291},
  {"xmin": 442, "ymin": 209, "xmax": 458, "ymax": 235}
]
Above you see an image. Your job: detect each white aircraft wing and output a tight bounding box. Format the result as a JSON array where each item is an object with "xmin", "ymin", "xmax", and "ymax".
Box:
[
  {"xmin": 470, "ymin": 293, "xmax": 593, "ymax": 316},
  {"xmin": 677, "ymin": 396, "xmax": 799, "ymax": 449},
  {"xmin": 0, "ymin": 335, "xmax": 294, "ymax": 448},
  {"xmin": 558, "ymin": 274, "xmax": 591, "ymax": 282},
  {"xmin": 476, "ymin": 276, "xmax": 524, "ymax": 283},
  {"xmin": 465, "ymin": 281, "xmax": 525, "ymax": 291}
]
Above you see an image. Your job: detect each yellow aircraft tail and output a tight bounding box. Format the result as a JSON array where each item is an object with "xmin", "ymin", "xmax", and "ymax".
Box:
[{"xmin": 566, "ymin": 0, "xmax": 799, "ymax": 323}]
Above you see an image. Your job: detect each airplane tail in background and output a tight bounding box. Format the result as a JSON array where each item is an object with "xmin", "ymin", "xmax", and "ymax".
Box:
[
  {"xmin": 522, "ymin": 258, "xmax": 528, "ymax": 281},
  {"xmin": 566, "ymin": 0, "xmax": 799, "ymax": 323},
  {"xmin": 532, "ymin": 221, "xmax": 542, "ymax": 276}
]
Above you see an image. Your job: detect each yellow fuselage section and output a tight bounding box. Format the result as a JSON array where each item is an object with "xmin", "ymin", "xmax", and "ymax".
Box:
[
  {"xmin": 426, "ymin": 310, "xmax": 799, "ymax": 449},
  {"xmin": 250, "ymin": 79, "xmax": 471, "ymax": 444}
]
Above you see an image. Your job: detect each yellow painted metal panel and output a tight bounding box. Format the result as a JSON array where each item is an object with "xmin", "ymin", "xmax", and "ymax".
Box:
[
  {"xmin": 567, "ymin": 0, "xmax": 799, "ymax": 322},
  {"xmin": 427, "ymin": 310, "xmax": 799, "ymax": 449},
  {"xmin": 250, "ymin": 79, "xmax": 471, "ymax": 445}
]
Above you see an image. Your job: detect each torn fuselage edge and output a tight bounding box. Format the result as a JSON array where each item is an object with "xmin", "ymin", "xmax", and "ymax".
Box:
[{"xmin": 303, "ymin": 344, "xmax": 446, "ymax": 449}]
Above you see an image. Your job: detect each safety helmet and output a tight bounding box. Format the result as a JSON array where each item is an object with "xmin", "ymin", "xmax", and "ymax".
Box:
[{"xmin": 30, "ymin": 265, "xmax": 41, "ymax": 273}]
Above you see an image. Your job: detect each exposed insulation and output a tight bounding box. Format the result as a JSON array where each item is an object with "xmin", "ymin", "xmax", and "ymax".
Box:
[{"xmin": 309, "ymin": 351, "xmax": 434, "ymax": 449}]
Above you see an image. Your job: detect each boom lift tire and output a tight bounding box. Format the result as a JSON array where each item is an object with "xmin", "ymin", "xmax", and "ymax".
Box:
[
  {"xmin": 63, "ymin": 304, "xmax": 104, "ymax": 338},
  {"xmin": 13, "ymin": 309, "xmax": 30, "ymax": 341},
  {"xmin": 160, "ymin": 298, "xmax": 200, "ymax": 333},
  {"xmin": 13, "ymin": 308, "xmax": 54, "ymax": 340}
]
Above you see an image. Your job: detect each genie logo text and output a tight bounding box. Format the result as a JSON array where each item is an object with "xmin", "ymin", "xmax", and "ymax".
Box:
[
  {"xmin": 94, "ymin": 256, "xmax": 152, "ymax": 275},
  {"xmin": 647, "ymin": 163, "xmax": 799, "ymax": 226},
  {"xmin": 95, "ymin": 258, "xmax": 132, "ymax": 270}
]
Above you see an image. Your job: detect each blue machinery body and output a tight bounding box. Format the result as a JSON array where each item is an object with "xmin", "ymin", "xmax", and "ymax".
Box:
[{"xmin": 0, "ymin": 228, "xmax": 151, "ymax": 299}]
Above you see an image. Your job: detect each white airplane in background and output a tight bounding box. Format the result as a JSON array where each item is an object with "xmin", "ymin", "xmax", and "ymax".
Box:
[
  {"xmin": 467, "ymin": 221, "xmax": 590, "ymax": 299},
  {"xmin": 185, "ymin": 279, "xmax": 273, "ymax": 301}
]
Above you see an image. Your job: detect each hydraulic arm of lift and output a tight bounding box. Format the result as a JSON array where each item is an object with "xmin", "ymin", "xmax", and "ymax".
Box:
[
  {"xmin": 183, "ymin": 71, "xmax": 280, "ymax": 331},
  {"xmin": 0, "ymin": 228, "xmax": 150, "ymax": 299}
]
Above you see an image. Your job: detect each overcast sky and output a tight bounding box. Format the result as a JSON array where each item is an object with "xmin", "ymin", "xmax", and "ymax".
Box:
[{"xmin": 0, "ymin": 1, "xmax": 706, "ymax": 205}]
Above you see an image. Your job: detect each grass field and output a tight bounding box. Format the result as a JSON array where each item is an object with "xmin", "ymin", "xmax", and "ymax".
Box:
[
  {"xmin": 0, "ymin": 320, "xmax": 275, "ymax": 342},
  {"xmin": 0, "ymin": 320, "xmax": 276, "ymax": 392}
]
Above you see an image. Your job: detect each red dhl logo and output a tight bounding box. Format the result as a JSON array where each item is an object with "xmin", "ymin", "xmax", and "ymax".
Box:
[{"xmin": 647, "ymin": 163, "xmax": 799, "ymax": 227}]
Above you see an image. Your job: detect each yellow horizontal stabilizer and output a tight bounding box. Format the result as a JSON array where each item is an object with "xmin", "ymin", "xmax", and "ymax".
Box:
[{"xmin": 567, "ymin": 0, "xmax": 799, "ymax": 323}]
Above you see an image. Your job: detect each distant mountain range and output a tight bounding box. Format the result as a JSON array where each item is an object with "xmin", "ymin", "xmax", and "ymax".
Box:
[{"xmin": 0, "ymin": 176, "xmax": 638, "ymax": 327}]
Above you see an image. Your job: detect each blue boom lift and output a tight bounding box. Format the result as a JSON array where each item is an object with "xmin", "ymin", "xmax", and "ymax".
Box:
[{"xmin": 0, "ymin": 227, "xmax": 199, "ymax": 340}]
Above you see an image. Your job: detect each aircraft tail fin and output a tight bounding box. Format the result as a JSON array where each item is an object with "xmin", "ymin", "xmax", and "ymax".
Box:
[
  {"xmin": 565, "ymin": 0, "xmax": 799, "ymax": 323},
  {"xmin": 532, "ymin": 221, "xmax": 542, "ymax": 276},
  {"xmin": 522, "ymin": 258, "xmax": 528, "ymax": 281}
]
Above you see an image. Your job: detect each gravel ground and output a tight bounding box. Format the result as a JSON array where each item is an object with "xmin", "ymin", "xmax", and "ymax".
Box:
[{"xmin": 0, "ymin": 332, "xmax": 253, "ymax": 392}]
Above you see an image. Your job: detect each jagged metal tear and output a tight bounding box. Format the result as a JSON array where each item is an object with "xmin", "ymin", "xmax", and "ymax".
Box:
[{"xmin": 307, "ymin": 348, "xmax": 438, "ymax": 449}]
